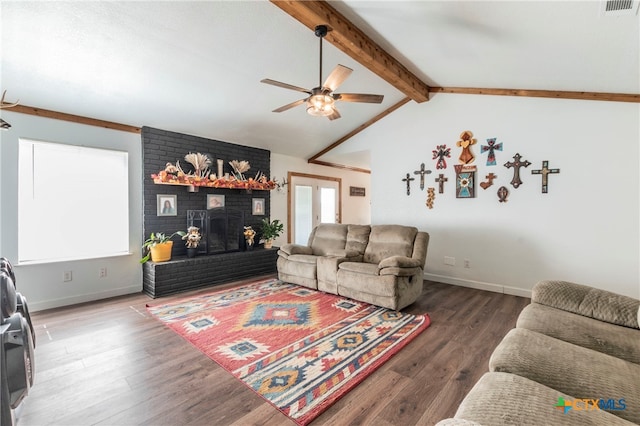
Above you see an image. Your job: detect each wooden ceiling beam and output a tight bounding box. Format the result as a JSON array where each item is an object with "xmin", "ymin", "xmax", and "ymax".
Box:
[
  {"xmin": 5, "ymin": 104, "xmax": 141, "ymax": 133},
  {"xmin": 429, "ymin": 87, "xmax": 640, "ymax": 103},
  {"xmin": 269, "ymin": 1, "xmax": 430, "ymax": 103}
]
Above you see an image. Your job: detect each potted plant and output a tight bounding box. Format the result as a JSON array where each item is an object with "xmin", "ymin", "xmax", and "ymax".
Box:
[
  {"xmin": 260, "ymin": 218, "xmax": 283, "ymax": 249},
  {"xmin": 182, "ymin": 226, "xmax": 202, "ymax": 258},
  {"xmin": 141, "ymin": 231, "xmax": 186, "ymax": 263}
]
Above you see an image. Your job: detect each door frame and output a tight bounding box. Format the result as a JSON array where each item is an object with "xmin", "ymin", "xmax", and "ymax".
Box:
[{"xmin": 287, "ymin": 171, "xmax": 342, "ymax": 243}]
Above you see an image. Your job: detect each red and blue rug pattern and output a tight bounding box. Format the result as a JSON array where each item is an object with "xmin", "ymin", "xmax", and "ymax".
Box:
[{"xmin": 147, "ymin": 278, "xmax": 430, "ymax": 425}]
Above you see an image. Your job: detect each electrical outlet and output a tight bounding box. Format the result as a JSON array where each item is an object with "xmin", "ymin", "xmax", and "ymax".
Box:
[
  {"xmin": 99, "ymin": 268, "xmax": 107, "ymax": 278},
  {"xmin": 63, "ymin": 271, "xmax": 72, "ymax": 282},
  {"xmin": 444, "ymin": 256, "xmax": 456, "ymax": 266},
  {"xmin": 464, "ymin": 259, "xmax": 471, "ymax": 268}
]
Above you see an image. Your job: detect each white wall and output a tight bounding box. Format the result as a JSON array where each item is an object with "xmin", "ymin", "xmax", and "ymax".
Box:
[
  {"xmin": 0, "ymin": 111, "xmax": 143, "ymax": 311},
  {"xmin": 270, "ymin": 153, "xmax": 371, "ymax": 246},
  {"xmin": 365, "ymin": 94, "xmax": 639, "ymax": 299}
]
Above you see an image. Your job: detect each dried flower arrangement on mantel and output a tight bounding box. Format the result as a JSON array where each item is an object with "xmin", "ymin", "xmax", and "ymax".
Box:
[{"xmin": 151, "ymin": 152, "xmax": 276, "ymax": 191}]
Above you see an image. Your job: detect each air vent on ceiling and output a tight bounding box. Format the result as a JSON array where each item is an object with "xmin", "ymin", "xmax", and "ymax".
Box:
[{"xmin": 600, "ymin": 0, "xmax": 639, "ymax": 16}]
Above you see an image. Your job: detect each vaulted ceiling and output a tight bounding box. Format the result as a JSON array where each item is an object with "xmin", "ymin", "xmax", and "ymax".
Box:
[{"xmin": 1, "ymin": 1, "xmax": 638, "ymax": 170}]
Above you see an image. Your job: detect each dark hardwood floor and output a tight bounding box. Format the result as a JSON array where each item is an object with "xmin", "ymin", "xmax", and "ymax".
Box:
[{"xmin": 16, "ymin": 275, "xmax": 529, "ymax": 426}]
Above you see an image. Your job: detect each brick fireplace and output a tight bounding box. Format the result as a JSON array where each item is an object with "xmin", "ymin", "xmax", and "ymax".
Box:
[{"xmin": 141, "ymin": 127, "xmax": 277, "ymax": 297}]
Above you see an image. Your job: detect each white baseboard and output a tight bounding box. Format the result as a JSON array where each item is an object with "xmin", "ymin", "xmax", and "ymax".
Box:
[
  {"xmin": 424, "ymin": 273, "xmax": 532, "ymax": 299},
  {"xmin": 30, "ymin": 284, "xmax": 142, "ymax": 312}
]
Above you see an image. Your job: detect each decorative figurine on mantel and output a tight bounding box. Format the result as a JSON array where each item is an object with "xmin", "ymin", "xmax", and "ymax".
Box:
[
  {"xmin": 151, "ymin": 153, "xmax": 277, "ymax": 191},
  {"xmin": 413, "ymin": 163, "xmax": 432, "ymax": 190},
  {"xmin": 402, "ymin": 173, "xmax": 415, "ymax": 196},
  {"xmin": 456, "ymin": 130, "xmax": 477, "ymax": 164},
  {"xmin": 504, "ymin": 153, "xmax": 531, "ymax": 188},
  {"xmin": 531, "ymin": 160, "xmax": 560, "ymax": 193},
  {"xmin": 243, "ymin": 226, "xmax": 256, "ymax": 250}
]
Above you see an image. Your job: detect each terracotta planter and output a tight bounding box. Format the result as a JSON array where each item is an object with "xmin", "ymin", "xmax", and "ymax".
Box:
[
  {"xmin": 264, "ymin": 239, "xmax": 273, "ymax": 249},
  {"xmin": 150, "ymin": 241, "xmax": 173, "ymax": 262}
]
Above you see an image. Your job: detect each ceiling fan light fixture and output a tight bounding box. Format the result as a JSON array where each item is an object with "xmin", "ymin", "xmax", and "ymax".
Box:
[{"xmin": 306, "ymin": 94, "xmax": 335, "ymax": 116}]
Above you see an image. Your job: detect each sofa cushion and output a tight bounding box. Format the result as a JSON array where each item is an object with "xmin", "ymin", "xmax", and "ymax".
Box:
[
  {"xmin": 309, "ymin": 224, "xmax": 349, "ymax": 256},
  {"xmin": 363, "ymin": 225, "xmax": 417, "ymax": 264},
  {"xmin": 436, "ymin": 372, "xmax": 635, "ymax": 426},
  {"xmin": 517, "ymin": 303, "xmax": 640, "ymax": 364},
  {"xmin": 345, "ymin": 225, "xmax": 371, "ymax": 255},
  {"xmin": 532, "ymin": 280, "xmax": 640, "ymax": 329},
  {"xmin": 489, "ymin": 328, "xmax": 640, "ymax": 423},
  {"xmin": 338, "ymin": 261, "xmax": 379, "ymax": 276}
]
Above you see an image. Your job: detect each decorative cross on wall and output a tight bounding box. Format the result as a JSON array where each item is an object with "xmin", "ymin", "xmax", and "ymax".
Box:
[
  {"xmin": 426, "ymin": 188, "xmax": 435, "ymax": 209},
  {"xmin": 479, "ymin": 173, "xmax": 497, "ymax": 190},
  {"xmin": 435, "ymin": 174, "xmax": 448, "ymax": 194},
  {"xmin": 531, "ymin": 160, "xmax": 560, "ymax": 193},
  {"xmin": 456, "ymin": 130, "xmax": 477, "ymax": 164},
  {"xmin": 504, "ymin": 153, "xmax": 531, "ymax": 188},
  {"xmin": 402, "ymin": 173, "xmax": 415, "ymax": 196},
  {"xmin": 480, "ymin": 138, "xmax": 503, "ymax": 166},
  {"xmin": 413, "ymin": 163, "xmax": 432, "ymax": 190},
  {"xmin": 432, "ymin": 145, "xmax": 451, "ymax": 169}
]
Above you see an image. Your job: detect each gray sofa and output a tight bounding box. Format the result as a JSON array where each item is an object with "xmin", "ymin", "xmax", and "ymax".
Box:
[
  {"xmin": 437, "ymin": 280, "xmax": 640, "ymax": 425},
  {"xmin": 277, "ymin": 223, "xmax": 429, "ymax": 310}
]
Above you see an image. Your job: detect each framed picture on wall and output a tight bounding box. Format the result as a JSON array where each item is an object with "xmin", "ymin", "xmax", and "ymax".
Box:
[
  {"xmin": 157, "ymin": 194, "xmax": 177, "ymax": 216},
  {"xmin": 207, "ymin": 194, "xmax": 225, "ymax": 209},
  {"xmin": 252, "ymin": 198, "xmax": 265, "ymax": 215}
]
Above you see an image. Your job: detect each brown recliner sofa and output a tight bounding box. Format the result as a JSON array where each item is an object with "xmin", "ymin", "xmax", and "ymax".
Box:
[
  {"xmin": 277, "ymin": 223, "xmax": 429, "ymax": 310},
  {"xmin": 437, "ymin": 280, "xmax": 640, "ymax": 425}
]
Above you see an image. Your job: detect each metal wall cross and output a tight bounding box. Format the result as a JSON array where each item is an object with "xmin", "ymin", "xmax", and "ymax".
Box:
[
  {"xmin": 480, "ymin": 138, "xmax": 503, "ymax": 166},
  {"xmin": 402, "ymin": 173, "xmax": 415, "ymax": 196},
  {"xmin": 432, "ymin": 144, "xmax": 451, "ymax": 169},
  {"xmin": 531, "ymin": 160, "xmax": 560, "ymax": 193},
  {"xmin": 504, "ymin": 153, "xmax": 531, "ymax": 188},
  {"xmin": 413, "ymin": 163, "xmax": 432, "ymax": 190},
  {"xmin": 435, "ymin": 174, "xmax": 448, "ymax": 194}
]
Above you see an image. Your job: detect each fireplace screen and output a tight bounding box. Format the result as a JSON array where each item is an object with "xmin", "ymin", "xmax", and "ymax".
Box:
[{"xmin": 187, "ymin": 208, "xmax": 244, "ymax": 254}]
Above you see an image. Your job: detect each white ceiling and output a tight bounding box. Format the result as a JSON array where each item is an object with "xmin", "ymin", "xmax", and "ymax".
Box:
[{"xmin": 1, "ymin": 1, "xmax": 638, "ymax": 170}]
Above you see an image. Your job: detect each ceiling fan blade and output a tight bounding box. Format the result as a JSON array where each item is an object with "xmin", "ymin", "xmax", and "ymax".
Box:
[
  {"xmin": 327, "ymin": 108, "xmax": 341, "ymax": 121},
  {"xmin": 272, "ymin": 98, "xmax": 307, "ymax": 113},
  {"xmin": 261, "ymin": 79, "xmax": 311, "ymax": 94},
  {"xmin": 323, "ymin": 65, "xmax": 353, "ymax": 92},
  {"xmin": 333, "ymin": 93, "xmax": 384, "ymax": 103}
]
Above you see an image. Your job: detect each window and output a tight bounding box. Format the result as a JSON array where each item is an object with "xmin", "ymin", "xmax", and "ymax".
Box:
[{"xmin": 18, "ymin": 139, "xmax": 129, "ymax": 263}]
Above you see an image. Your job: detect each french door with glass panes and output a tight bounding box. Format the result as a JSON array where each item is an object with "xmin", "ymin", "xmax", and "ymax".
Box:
[{"xmin": 289, "ymin": 174, "xmax": 341, "ymax": 245}]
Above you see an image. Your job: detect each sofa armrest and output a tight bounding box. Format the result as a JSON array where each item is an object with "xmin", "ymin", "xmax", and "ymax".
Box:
[
  {"xmin": 278, "ymin": 244, "xmax": 313, "ymax": 256},
  {"xmin": 378, "ymin": 256, "xmax": 422, "ymax": 269},
  {"xmin": 532, "ymin": 280, "xmax": 640, "ymax": 329}
]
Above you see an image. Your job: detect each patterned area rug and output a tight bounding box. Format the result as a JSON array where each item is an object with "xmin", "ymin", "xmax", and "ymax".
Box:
[{"xmin": 147, "ymin": 278, "xmax": 430, "ymax": 425}]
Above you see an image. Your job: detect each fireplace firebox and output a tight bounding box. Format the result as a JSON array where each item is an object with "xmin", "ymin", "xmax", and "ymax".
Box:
[{"xmin": 187, "ymin": 208, "xmax": 245, "ymax": 254}]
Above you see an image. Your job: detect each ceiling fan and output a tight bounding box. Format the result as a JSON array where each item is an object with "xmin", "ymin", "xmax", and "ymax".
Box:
[{"xmin": 261, "ymin": 25, "xmax": 384, "ymax": 120}]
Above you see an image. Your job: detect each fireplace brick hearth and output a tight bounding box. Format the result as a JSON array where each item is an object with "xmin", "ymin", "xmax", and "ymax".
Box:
[{"xmin": 142, "ymin": 248, "xmax": 278, "ymax": 298}]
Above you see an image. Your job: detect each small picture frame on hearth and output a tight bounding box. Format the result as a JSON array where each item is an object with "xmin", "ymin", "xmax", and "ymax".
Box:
[
  {"xmin": 207, "ymin": 194, "xmax": 225, "ymax": 209},
  {"xmin": 157, "ymin": 194, "xmax": 177, "ymax": 216},
  {"xmin": 252, "ymin": 198, "xmax": 265, "ymax": 215}
]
